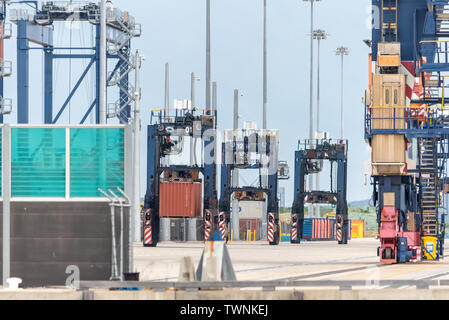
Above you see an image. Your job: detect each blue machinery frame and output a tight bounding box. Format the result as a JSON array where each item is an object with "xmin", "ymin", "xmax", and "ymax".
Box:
[
  {"xmin": 218, "ymin": 131, "xmax": 282, "ymax": 245},
  {"xmin": 290, "ymin": 140, "xmax": 349, "ymax": 245},
  {"xmin": 1, "ymin": 1, "xmax": 140, "ymax": 124},
  {"xmin": 367, "ymin": 0, "xmax": 449, "ymax": 261},
  {"xmin": 143, "ymin": 111, "xmax": 218, "ymax": 247}
]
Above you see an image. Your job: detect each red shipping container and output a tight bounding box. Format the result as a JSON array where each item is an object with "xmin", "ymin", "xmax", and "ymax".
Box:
[
  {"xmin": 239, "ymin": 219, "xmax": 261, "ymax": 240},
  {"xmin": 159, "ymin": 182, "xmax": 202, "ymax": 218},
  {"xmin": 330, "ymin": 220, "xmax": 335, "ymax": 239},
  {"xmin": 320, "ymin": 220, "xmax": 325, "ymax": 239},
  {"xmin": 324, "ymin": 220, "xmax": 329, "ymax": 239}
]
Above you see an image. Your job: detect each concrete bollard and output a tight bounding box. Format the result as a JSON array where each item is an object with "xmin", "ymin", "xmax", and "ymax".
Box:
[
  {"xmin": 178, "ymin": 256, "xmax": 196, "ymax": 282},
  {"xmin": 187, "ymin": 218, "xmax": 198, "ymax": 241},
  {"xmin": 159, "ymin": 218, "xmax": 171, "ymax": 241},
  {"xmin": 204, "ymin": 256, "xmax": 220, "ymax": 281}
]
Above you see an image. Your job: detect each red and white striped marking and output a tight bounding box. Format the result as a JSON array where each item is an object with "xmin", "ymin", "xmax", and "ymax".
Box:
[
  {"xmin": 400, "ymin": 61, "xmax": 416, "ymax": 106},
  {"xmin": 268, "ymin": 213, "xmax": 275, "ymax": 243},
  {"xmin": 336, "ymin": 221, "xmax": 342, "ymax": 242},
  {"xmin": 204, "ymin": 218, "xmax": 212, "ymax": 241},
  {"xmin": 218, "ymin": 212, "xmax": 226, "ymax": 240},
  {"xmin": 291, "ymin": 220, "xmax": 298, "ymax": 241},
  {"xmin": 401, "ymin": 61, "xmax": 429, "ymax": 119},
  {"xmin": 411, "ymin": 246, "xmax": 422, "ymax": 263},
  {"xmin": 144, "ymin": 222, "xmax": 152, "ymax": 246}
]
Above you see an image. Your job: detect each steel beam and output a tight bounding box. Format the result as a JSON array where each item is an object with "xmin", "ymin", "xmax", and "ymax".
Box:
[
  {"xmin": 96, "ymin": 24, "xmax": 101, "ymax": 124},
  {"xmin": 44, "ymin": 47, "xmax": 53, "ymax": 124},
  {"xmin": 2, "ymin": 125, "xmax": 10, "ymax": 286},
  {"xmin": 80, "ymin": 99, "xmax": 98, "ymax": 124},
  {"xmin": 52, "ymin": 58, "xmax": 95, "ymax": 124},
  {"xmin": 17, "ymin": 20, "xmax": 29, "ymax": 124},
  {"xmin": 119, "ymin": 44, "xmax": 131, "ymax": 120}
]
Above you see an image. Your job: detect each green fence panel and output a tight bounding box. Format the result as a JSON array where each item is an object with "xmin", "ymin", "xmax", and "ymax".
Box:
[
  {"xmin": 70, "ymin": 128, "xmax": 124, "ymax": 197},
  {"xmin": 12, "ymin": 128, "xmax": 66, "ymax": 197}
]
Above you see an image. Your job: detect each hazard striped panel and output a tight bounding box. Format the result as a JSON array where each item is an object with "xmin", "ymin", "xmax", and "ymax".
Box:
[
  {"xmin": 291, "ymin": 217, "xmax": 298, "ymax": 241},
  {"xmin": 268, "ymin": 213, "xmax": 275, "ymax": 243},
  {"xmin": 401, "ymin": 61, "xmax": 428, "ymax": 120},
  {"xmin": 400, "ymin": 61, "xmax": 416, "ymax": 106},
  {"xmin": 336, "ymin": 219, "xmax": 343, "ymax": 242},
  {"xmin": 218, "ymin": 212, "xmax": 226, "ymax": 240},
  {"xmin": 144, "ymin": 221, "xmax": 152, "ymax": 246},
  {"xmin": 411, "ymin": 246, "xmax": 422, "ymax": 263},
  {"xmin": 204, "ymin": 210, "xmax": 212, "ymax": 241}
]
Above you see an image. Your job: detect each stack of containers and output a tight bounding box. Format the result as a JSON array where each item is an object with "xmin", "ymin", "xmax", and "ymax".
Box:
[
  {"xmin": 159, "ymin": 181, "xmax": 203, "ymax": 241},
  {"xmin": 301, "ymin": 218, "xmax": 351, "ymax": 241}
]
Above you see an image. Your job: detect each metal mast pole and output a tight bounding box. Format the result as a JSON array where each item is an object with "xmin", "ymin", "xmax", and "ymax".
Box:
[
  {"xmin": 308, "ymin": 0, "xmax": 314, "ymax": 143},
  {"xmin": 212, "ymin": 82, "xmax": 217, "ymax": 110},
  {"xmin": 99, "ymin": 0, "xmax": 107, "ymax": 124},
  {"xmin": 165, "ymin": 63, "xmax": 169, "ymax": 116},
  {"xmin": 190, "ymin": 72, "xmax": 197, "ymax": 166},
  {"xmin": 340, "ymin": 53, "xmax": 344, "ymax": 138},
  {"xmin": 132, "ymin": 51, "xmax": 143, "ymax": 265},
  {"xmin": 206, "ymin": 0, "xmax": 211, "ymax": 111},
  {"xmin": 2, "ymin": 125, "xmax": 10, "ymax": 286},
  {"xmin": 315, "ymin": 36, "xmax": 321, "ymax": 218},
  {"xmin": 263, "ymin": 0, "xmax": 267, "ymax": 130},
  {"xmin": 312, "ymin": 29, "xmax": 327, "ymax": 218},
  {"xmin": 191, "ymin": 72, "xmax": 196, "ymax": 109},
  {"xmin": 316, "ymin": 37, "xmax": 321, "ymax": 135},
  {"xmin": 304, "ymin": 0, "xmax": 321, "ymax": 217},
  {"xmin": 232, "ymin": 89, "xmax": 240, "ymax": 240},
  {"xmin": 336, "ymin": 46, "xmax": 349, "ymax": 139},
  {"xmin": 164, "ymin": 63, "xmax": 170, "ymax": 166}
]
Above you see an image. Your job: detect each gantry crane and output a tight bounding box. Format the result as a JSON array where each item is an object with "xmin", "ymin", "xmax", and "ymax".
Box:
[
  {"xmin": 366, "ymin": 0, "xmax": 449, "ymax": 264},
  {"xmin": 290, "ymin": 138, "xmax": 349, "ymax": 245},
  {"xmin": 218, "ymin": 128, "xmax": 289, "ymax": 245},
  {"xmin": 1, "ymin": 0, "xmax": 141, "ymax": 125},
  {"xmin": 142, "ymin": 108, "xmax": 219, "ymax": 247}
]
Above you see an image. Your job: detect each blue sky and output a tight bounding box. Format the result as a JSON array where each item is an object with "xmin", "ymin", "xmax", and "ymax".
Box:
[{"xmin": 3, "ymin": 0, "xmax": 373, "ymax": 204}]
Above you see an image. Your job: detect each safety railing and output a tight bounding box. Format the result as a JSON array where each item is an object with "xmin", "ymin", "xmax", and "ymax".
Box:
[
  {"xmin": 364, "ymin": 105, "xmax": 449, "ymax": 136},
  {"xmin": 150, "ymin": 108, "xmax": 217, "ymax": 125},
  {"xmin": 297, "ymin": 139, "xmax": 347, "ymax": 151},
  {"xmin": 418, "ymin": 40, "xmax": 449, "ymax": 64},
  {"xmin": 417, "ymin": 40, "xmax": 449, "ymax": 97}
]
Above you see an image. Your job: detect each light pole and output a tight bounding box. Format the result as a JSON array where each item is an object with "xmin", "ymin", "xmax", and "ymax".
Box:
[
  {"xmin": 336, "ymin": 46, "xmax": 349, "ymax": 139},
  {"xmin": 99, "ymin": 0, "xmax": 107, "ymax": 124},
  {"xmin": 190, "ymin": 73, "xmax": 200, "ymax": 166},
  {"xmin": 206, "ymin": 0, "xmax": 211, "ymax": 111},
  {"xmin": 191, "ymin": 72, "xmax": 200, "ymax": 109},
  {"xmin": 165, "ymin": 63, "xmax": 170, "ymax": 116},
  {"xmin": 312, "ymin": 29, "xmax": 327, "ymax": 137},
  {"xmin": 312, "ymin": 29, "xmax": 327, "ymax": 218},
  {"xmin": 263, "ymin": 0, "xmax": 267, "ymax": 130},
  {"xmin": 232, "ymin": 89, "xmax": 244, "ymax": 240},
  {"xmin": 303, "ymin": 0, "xmax": 321, "ymax": 218}
]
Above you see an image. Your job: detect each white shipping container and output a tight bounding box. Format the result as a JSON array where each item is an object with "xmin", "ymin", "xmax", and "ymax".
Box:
[{"xmin": 238, "ymin": 201, "xmax": 264, "ymax": 219}]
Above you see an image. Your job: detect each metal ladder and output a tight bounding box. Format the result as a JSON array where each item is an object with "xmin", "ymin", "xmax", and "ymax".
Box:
[
  {"xmin": 381, "ymin": 0, "xmax": 398, "ymax": 42},
  {"xmin": 421, "ymin": 138, "xmax": 439, "ymax": 236},
  {"xmin": 434, "ymin": 1, "xmax": 449, "ymax": 36}
]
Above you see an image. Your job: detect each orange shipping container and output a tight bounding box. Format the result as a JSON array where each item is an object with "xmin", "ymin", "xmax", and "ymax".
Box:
[
  {"xmin": 159, "ymin": 182, "xmax": 202, "ymax": 218},
  {"xmin": 351, "ymin": 220, "xmax": 365, "ymax": 239}
]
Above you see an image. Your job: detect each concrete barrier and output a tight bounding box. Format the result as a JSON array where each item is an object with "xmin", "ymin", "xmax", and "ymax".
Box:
[
  {"xmin": 302, "ymin": 288, "xmax": 449, "ymax": 300},
  {"xmin": 0, "ymin": 289, "xmax": 83, "ymax": 300},
  {"xmin": 92, "ymin": 289, "xmax": 176, "ymax": 300},
  {"xmin": 4, "ymin": 287, "xmax": 449, "ymax": 300}
]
